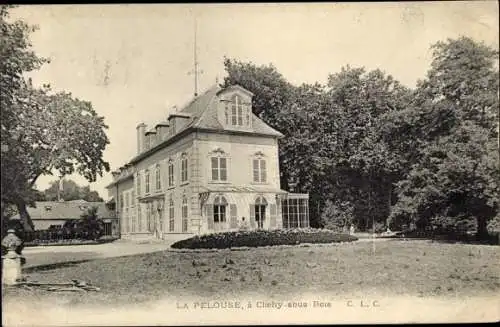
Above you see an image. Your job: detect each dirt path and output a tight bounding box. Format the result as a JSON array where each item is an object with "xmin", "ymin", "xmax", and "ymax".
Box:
[{"xmin": 21, "ymin": 238, "xmax": 181, "ymax": 269}]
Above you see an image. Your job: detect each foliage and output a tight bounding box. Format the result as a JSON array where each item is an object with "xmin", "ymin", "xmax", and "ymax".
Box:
[
  {"xmin": 78, "ymin": 206, "xmax": 105, "ymax": 240},
  {"xmin": 171, "ymin": 228, "xmax": 358, "ymax": 249},
  {"xmin": 1, "ymin": 6, "xmax": 110, "ymax": 232},
  {"xmin": 39, "ymin": 179, "xmax": 104, "ymax": 202},
  {"xmin": 487, "ymin": 215, "xmax": 500, "ymax": 233},
  {"xmin": 224, "ymin": 36, "xmax": 498, "ymax": 238},
  {"xmin": 21, "ymin": 207, "xmax": 106, "ymax": 243},
  {"xmin": 388, "ymin": 37, "xmax": 499, "ymax": 238},
  {"xmin": 319, "ymin": 200, "xmax": 354, "ymax": 232},
  {"xmin": 224, "ymin": 59, "xmax": 411, "ymax": 230}
]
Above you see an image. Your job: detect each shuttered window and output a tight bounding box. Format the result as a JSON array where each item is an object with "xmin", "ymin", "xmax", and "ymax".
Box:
[{"xmin": 253, "ymin": 158, "xmax": 267, "ymax": 183}]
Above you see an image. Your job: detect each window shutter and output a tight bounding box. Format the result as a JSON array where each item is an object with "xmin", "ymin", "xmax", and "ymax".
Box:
[
  {"xmin": 206, "ymin": 204, "xmax": 214, "ymax": 230},
  {"xmin": 252, "ymin": 159, "xmax": 259, "ymax": 182},
  {"xmin": 230, "ymin": 204, "xmax": 238, "ymax": 229},
  {"xmin": 261, "ymin": 160, "xmax": 267, "ymax": 182},
  {"xmin": 249, "ymin": 205, "xmax": 256, "ymax": 229},
  {"xmin": 276, "ymin": 200, "xmax": 282, "ymax": 229},
  {"xmin": 270, "ymin": 204, "xmax": 277, "ymax": 229}
]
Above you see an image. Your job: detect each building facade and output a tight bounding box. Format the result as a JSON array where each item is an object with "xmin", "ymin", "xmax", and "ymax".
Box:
[{"xmin": 106, "ymin": 84, "xmax": 309, "ymax": 239}]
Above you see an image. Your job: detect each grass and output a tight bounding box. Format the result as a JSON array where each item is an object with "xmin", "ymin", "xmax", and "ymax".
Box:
[{"xmin": 3, "ymin": 240, "xmax": 499, "ymax": 307}]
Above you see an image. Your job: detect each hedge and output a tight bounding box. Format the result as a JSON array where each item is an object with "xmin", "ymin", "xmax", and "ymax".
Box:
[
  {"xmin": 171, "ymin": 228, "xmax": 358, "ymax": 249},
  {"xmin": 24, "ymin": 237, "xmax": 119, "ymax": 247}
]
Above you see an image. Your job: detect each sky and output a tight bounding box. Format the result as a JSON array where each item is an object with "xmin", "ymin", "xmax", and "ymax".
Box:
[{"xmin": 10, "ymin": 2, "xmax": 499, "ymax": 200}]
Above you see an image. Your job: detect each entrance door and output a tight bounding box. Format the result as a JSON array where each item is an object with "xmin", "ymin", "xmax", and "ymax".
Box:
[
  {"xmin": 255, "ymin": 205, "xmax": 266, "ymax": 229},
  {"xmin": 213, "ymin": 195, "xmax": 228, "ymax": 232},
  {"xmin": 254, "ymin": 196, "xmax": 268, "ymax": 229}
]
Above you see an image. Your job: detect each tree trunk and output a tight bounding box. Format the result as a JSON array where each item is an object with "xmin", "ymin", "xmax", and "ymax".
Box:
[
  {"xmin": 16, "ymin": 201, "xmax": 35, "ymax": 233},
  {"xmin": 476, "ymin": 216, "xmax": 488, "ymax": 240}
]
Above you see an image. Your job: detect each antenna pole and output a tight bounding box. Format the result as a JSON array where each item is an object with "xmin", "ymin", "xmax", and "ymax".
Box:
[
  {"xmin": 194, "ymin": 17, "xmax": 198, "ymax": 96},
  {"xmin": 188, "ymin": 13, "xmax": 203, "ymax": 97}
]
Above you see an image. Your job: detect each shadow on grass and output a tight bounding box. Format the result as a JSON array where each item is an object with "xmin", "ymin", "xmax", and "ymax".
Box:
[
  {"xmin": 394, "ymin": 231, "xmax": 500, "ymax": 246},
  {"xmin": 23, "ymin": 260, "xmax": 91, "ymax": 273}
]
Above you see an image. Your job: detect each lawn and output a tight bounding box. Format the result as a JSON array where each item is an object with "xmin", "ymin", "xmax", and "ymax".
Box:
[{"xmin": 3, "ymin": 240, "xmax": 500, "ymax": 307}]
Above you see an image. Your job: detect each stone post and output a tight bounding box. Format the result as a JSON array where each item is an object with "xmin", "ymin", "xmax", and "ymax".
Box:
[{"xmin": 2, "ymin": 229, "xmax": 24, "ymax": 285}]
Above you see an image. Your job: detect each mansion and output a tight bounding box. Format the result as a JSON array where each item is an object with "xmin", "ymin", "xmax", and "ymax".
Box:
[{"xmin": 106, "ymin": 84, "xmax": 309, "ymax": 238}]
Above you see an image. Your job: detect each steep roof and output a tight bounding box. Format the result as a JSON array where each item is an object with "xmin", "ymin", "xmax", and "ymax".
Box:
[
  {"xmin": 175, "ymin": 84, "xmax": 284, "ymax": 137},
  {"xmin": 11, "ymin": 201, "xmax": 115, "ymax": 220},
  {"xmin": 124, "ymin": 84, "xmax": 283, "ymax": 167}
]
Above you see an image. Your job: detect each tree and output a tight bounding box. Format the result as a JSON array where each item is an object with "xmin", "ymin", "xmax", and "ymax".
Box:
[
  {"xmin": 223, "ymin": 59, "xmax": 411, "ymax": 230},
  {"xmin": 1, "ymin": 6, "xmax": 110, "ymax": 233},
  {"xmin": 40, "ymin": 179, "xmax": 104, "ymax": 202},
  {"xmin": 389, "ymin": 37, "xmax": 499, "ymax": 238},
  {"xmin": 320, "ymin": 200, "xmax": 354, "ymax": 232},
  {"xmin": 78, "ymin": 206, "xmax": 104, "ymax": 240}
]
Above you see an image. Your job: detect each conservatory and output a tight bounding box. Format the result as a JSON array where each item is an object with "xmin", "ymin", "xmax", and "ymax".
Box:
[{"xmin": 281, "ymin": 193, "xmax": 310, "ymax": 228}]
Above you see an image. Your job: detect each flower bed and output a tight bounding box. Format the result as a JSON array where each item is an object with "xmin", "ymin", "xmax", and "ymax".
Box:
[
  {"xmin": 171, "ymin": 228, "xmax": 358, "ymax": 249},
  {"xmin": 24, "ymin": 237, "xmax": 119, "ymax": 247}
]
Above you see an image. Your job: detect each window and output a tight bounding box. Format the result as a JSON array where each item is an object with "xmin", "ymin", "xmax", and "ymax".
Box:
[
  {"xmin": 125, "ymin": 193, "xmax": 130, "ymax": 208},
  {"xmin": 182, "ymin": 195, "xmax": 188, "ymax": 232},
  {"xmin": 213, "ymin": 195, "xmax": 227, "ymax": 223},
  {"xmin": 224, "ymin": 102, "xmax": 229, "ymax": 124},
  {"xmin": 137, "ymin": 172, "xmax": 141, "ymax": 196},
  {"xmin": 168, "ymin": 195, "xmax": 175, "ymax": 232},
  {"xmin": 125, "ymin": 208, "xmax": 129, "ymax": 232},
  {"xmin": 120, "ymin": 194, "xmax": 124, "ymax": 208},
  {"xmin": 253, "ymin": 158, "xmax": 267, "ymax": 183},
  {"xmin": 282, "ymin": 196, "xmax": 310, "ymax": 229},
  {"xmin": 131, "ymin": 190, "xmax": 135, "ymax": 205},
  {"xmin": 254, "ymin": 196, "xmax": 267, "ymax": 229},
  {"xmin": 181, "ymin": 154, "xmax": 188, "ymax": 183},
  {"xmin": 228, "ymin": 94, "xmax": 249, "ymax": 127},
  {"xmin": 168, "ymin": 160, "xmax": 174, "ymax": 187},
  {"xmin": 211, "ymin": 157, "xmax": 227, "ymax": 181},
  {"xmin": 146, "ymin": 204, "xmax": 152, "ymax": 233},
  {"xmin": 137, "ymin": 204, "xmax": 142, "ymax": 232},
  {"xmin": 155, "ymin": 165, "xmax": 161, "ymax": 191},
  {"xmin": 145, "ymin": 170, "xmax": 150, "ymax": 194}
]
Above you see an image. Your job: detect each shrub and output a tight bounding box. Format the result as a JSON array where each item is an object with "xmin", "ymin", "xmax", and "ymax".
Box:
[
  {"xmin": 171, "ymin": 228, "xmax": 358, "ymax": 249},
  {"xmin": 320, "ymin": 200, "xmax": 354, "ymax": 232}
]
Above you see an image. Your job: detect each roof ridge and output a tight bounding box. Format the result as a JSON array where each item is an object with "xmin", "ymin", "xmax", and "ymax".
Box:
[
  {"xmin": 193, "ymin": 86, "xmax": 222, "ymax": 128},
  {"xmin": 179, "ymin": 84, "xmax": 221, "ymax": 114}
]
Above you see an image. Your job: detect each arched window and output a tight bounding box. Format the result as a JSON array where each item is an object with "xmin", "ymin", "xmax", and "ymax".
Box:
[
  {"xmin": 181, "ymin": 154, "xmax": 188, "ymax": 183},
  {"xmin": 224, "ymin": 102, "xmax": 230, "ymax": 125},
  {"xmin": 168, "ymin": 195, "xmax": 175, "ymax": 232},
  {"xmin": 168, "ymin": 159, "xmax": 174, "ymax": 187},
  {"xmin": 213, "ymin": 195, "xmax": 228, "ymax": 223},
  {"xmin": 254, "ymin": 196, "xmax": 267, "ymax": 229},
  {"xmin": 182, "ymin": 195, "xmax": 188, "ymax": 232},
  {"xmin": 145, "ymin": 170, "xmax": 150, "ymax": 194},
  {"xmin": 229, "ymin": 94, "xmax": 247, "ymax": 126},
  {"xmin": 155, "ymin": 165, "xmax": 161, "ymax": 191},
  {"xmin": 137, "ymin": 204, "xmax": 142, "ymax": 232},
  {"xmin": 136, "ymin": 172, "xmax": 141, "ymax": 196}
]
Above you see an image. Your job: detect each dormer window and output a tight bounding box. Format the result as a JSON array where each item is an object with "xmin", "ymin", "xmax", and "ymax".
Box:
[
  {"xmin": 45, "ymin": 206, "xmax": 52, "ymax": 211},
  {"xmin": 224, "ymin": 94, "xmax": 251, "ymax": 127}
]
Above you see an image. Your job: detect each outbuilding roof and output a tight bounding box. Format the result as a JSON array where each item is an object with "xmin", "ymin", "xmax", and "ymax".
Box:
[{"xmin": 10, "ymin": 201, "xmax": 115, "ymax": 220}]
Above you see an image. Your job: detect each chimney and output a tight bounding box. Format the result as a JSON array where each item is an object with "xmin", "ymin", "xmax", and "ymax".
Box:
[
  {"xmin": 167, "ymin": 112, "xmax": 191, "ymax": 135},
  {"xmin": 136, "ymin": 123, "xmax": 146, "ymax": 154},
  {"xmin": 155, "ymin": 122, "xmax": 170, "ymax": 142},
  {"xmin": 145, "ymin": 129, "xmax": 157, "ymax": 149}
]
